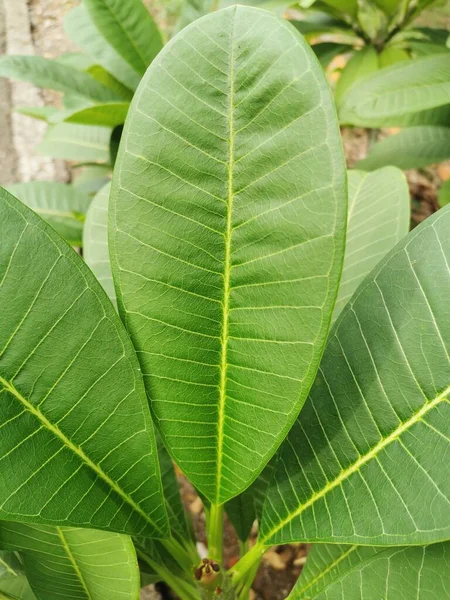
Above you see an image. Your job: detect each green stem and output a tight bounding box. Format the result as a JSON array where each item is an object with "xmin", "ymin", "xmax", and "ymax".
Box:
[
  {"xmin": 137, "ymin": 549, "xmax": 200, "ymax": 600},
  {"xmin": 207, "ymin": 503, "xmax": 224, "ymax": 562},
  {"xmin": 162, "ymin": 537, "xmax": 196, "ymax": 573},
  {"xmin": 185, "ymin": 537, "xmax": 202, "ymax": 565},
  {"xmin": 238, "ymin": 539, "xmax": 249, "ymax": 558},
  {"xmin": 237, "ymin": 555, "xmax": 262, "ymax": 600},
  {"xmin": 229, "ymin": 541, "xmax": 267, "ymax": 586}
]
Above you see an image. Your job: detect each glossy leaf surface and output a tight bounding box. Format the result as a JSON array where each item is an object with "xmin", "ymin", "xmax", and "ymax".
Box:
[
  {"xmin": 110, "ymin": 6, "xmax": 347, "ymax": 504},
  {"xmin": 290, "ymin": 542, "xmax": 450, "ymax": 599},
  {"xmin": 0, "ymin": 188, "xmax": 168, "ymax": 537},
  {"xmin": 259, "ymin": 205, "xmax": 450, "ymax": 546},
  {"xmin": 0, "ymin": 523, "xmax": 139, "ymax": 600},
  {"xmin": 333, "ymin": 168, "xmax": 409, "ymax": 319},
  {"xmin": 6, "ymin": 183, "xmax": 91, "ymax": 247}
]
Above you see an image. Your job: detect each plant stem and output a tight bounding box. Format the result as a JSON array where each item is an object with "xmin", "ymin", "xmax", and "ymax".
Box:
[
  {"xmin": 137, "ymin": 549, "xmax": 200, "ymax": 600},
  {"xmin": 162, "ymin": 537, "xmax": 196, "ymax": 573},
  {"xmin": 207, "ymin": 503, "xmax": 224, "ymax": 562},
  {"xmin": 228, "ymin": 541, "xmax": 267, "ymax": 586},
  {"xmin": 238, "ymin": 539, "xmax": 249, "ymax": 558},
  {"xmin": 237, "ymin": 555, "xmax": 262, "ymax": 600},
  {"xmin": 185, "ymin": 538, "xmax": 202, "ymax": 565}
]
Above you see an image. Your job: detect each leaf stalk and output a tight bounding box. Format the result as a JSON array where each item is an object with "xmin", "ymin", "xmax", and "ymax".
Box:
[{"xmin": 207, "ymin": 503, "xmax": 224, "ymax": 563}]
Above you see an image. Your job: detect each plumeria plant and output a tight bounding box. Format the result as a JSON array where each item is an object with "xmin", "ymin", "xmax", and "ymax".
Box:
[{"xmin": 0, "ymin": 6, "xmax": 449, "ymax": 600}]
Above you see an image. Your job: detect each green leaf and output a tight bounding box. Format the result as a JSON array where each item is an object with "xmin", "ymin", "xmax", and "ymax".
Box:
[
  {"xmin": 409, "ymin": 40, "xmax": 450, "ymax": 57},
  {"xmin": 57, "ymin": 102, "xmax": 130, "ymax": 127},
  {"xmin": 86, "ymin": 66, "xmax": 134, "ymax": 101},
  {"xmin": 83, "ymin": 187, "xmax": 193, "ymax": 543},
  {"xmin": 259, "ymin": 204, "xmax": 450, "ymax": 546},
  {"xmin": 379, "ymin": 45, "xmax": 409, "ymax": 67},
  {"xmin": 56, "ymin": 52, "xmax": 96, "ymax": 71},
  {"xmin": 372, "ymin": 0, "xmax": 402, "ymax": 15},
  {"xmin": 335, "ymin": 46, "xmax": 379, "ymax": 107},
  {"xmin": 37, "ymin": 123, "xmax": 111, "ymax": 162},
  {"xmin": 225, "ymin": 457, "xmax": 277, "ymax": 541},
  {"xmin": 232, "ymin": 172, "xmax": 417, "ymax": 538},
  {"xmin": 110, "ymin": 6, "xmax": 347, "ymax": 505},
  {"xmin": 333, "ymin": 168, "xmax": 410, "ymax": 320},
  {"xmin": 84, "ymin": 0, "xmax": 163, "ymax": 75},
  {"xmin": 358, "ymin": 126, "xmax": 450, "ymax": 171},
  {"xmin": 356, "ymin": 0, "xmax": 386, "ymax": 41},
  {"xmin": 6, "ymin": 182, "xmax": 91, "ymax": 247},
  {"xmin": 290, "ymin": 542, "xmax": 450, "ymax": 599},
  {"xmin": 0, "ymin": 522, "xmax": 139, "ymax": 600},
  {"xmin": 64, "ymin": 6, "xmax": 140, "ymax": 91},
  {"xmin": 0, "ymin": 553, "xmax": 35, "ymax": 600},
  {"xmin": 225, "ymin": 489, "xmax": 256, "ymax": 543},
  {"xmin": 290, "ymin": 17, "xmax": 356, "ymax": 41},
  {"xmin": 385, "ymin": 104, "xmax": 450, "ymax": 127},
  {"xmin": 339, "ymin": 54, "xmax": 450, "ymax": 127},
  {"xmin": 174, "ymin": 0, "xmax": 214, "ymax": 33},
  {"xmin": 15, "ymin": 107, "xmax": 59, "ymax": 122},
  {"xmin": 83, "ymin": 183, "xmax": 116, "ymax": 304},
  {"xmin": 321, "ymin": 0, "xmax": 357, "ymax": 18},
  {"xmin": 73, "ymin": 165, "xmax": 111, "ymax": 197},
  {"xmin": 0, "ymin": 56, "xmax": 120, "ymax": 104},
  {"xmin": 438, "ymin": 180, "xmax": 450, "ymax": 208},
  {"xmin": 0, "ymin": 187, "xmax": 168, "ymax": 538}
]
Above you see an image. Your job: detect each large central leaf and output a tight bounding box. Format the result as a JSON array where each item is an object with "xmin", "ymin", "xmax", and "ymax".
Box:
[{"xmin": 110, "ymin": 6, "xmax": 346, "ymax": 504}]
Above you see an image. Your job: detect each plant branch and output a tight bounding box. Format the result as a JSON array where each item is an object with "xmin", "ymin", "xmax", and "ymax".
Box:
[
  {"xmin": 237, "ymin": 557, "xmax": 261, "ymax": 600},
  {"xmin": 162, "ymin": 537, "xmax": 197, "ymax": 573},
  {"xmin": 228, "ymin": 541, "xmax": 267, "ymax": 586},
  {"xmin": 137, "ymin": 549, "xmax": 200, "ymax": 600}
]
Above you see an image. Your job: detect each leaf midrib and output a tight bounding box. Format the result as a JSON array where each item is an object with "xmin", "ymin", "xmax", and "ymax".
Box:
[
  {"xmin": 215, "ymin": 10, "xmax": 236, "ymax": 505},
  {"xmin": 93, "ymin": 0, "xmax": 148, "ymax": 72},
  {"xmin": 0, "ymin": 376, "xmax": 163, "ymax": 536},
  {"xmin": 56, "ymin": 528, "xmax": 92, "ymax": 600},
  {"xmin": 262, "ymin": 383, "xmax": 450, "ymax": 543}
]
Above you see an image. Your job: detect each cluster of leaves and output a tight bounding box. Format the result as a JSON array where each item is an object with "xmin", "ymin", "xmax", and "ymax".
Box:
[
  {"xmin": 0, "ymin": 3, "xmax": 450, "ymax": 600},
  {"xmin": 0, "ymin": 0, "xmax": 163, "ymax": 174},
  {"xmin": 291, "ymin": 0, "xmax": 450, "ymax": 171}
]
